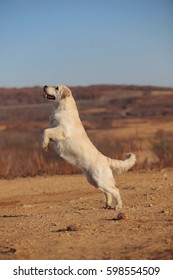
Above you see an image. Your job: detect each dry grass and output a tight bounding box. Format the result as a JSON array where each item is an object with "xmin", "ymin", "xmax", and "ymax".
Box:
[
  {"xmin": 0, "ymin": 129, "xmax": 76, "ymax": 178},
  {"xmin": 1, "ymin": 127, "xmax": 171, "ymax": 179},
  {"xmin": 151, "ymin": 130, "xmax": 173, "ymax": 168},
  {"xmin": 0, "ymin": 147, "xmax": 78, "ymax": 179}
]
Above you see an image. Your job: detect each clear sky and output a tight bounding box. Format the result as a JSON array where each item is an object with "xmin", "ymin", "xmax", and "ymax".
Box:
[{"xmin": 0, "ymin": 0, "xmax": 173, "ymax": 87}]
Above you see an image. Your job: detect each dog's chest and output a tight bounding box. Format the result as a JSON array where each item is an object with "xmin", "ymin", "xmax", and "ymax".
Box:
[{"xmin": 49, "ymin": 110, "xmax": 62, "ymax": 127}]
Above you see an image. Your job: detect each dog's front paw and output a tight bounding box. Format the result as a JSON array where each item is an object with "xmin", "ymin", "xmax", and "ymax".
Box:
[
  {"xmin": 42, "ymin": 131, "xmax": 50, "ymax": 151},
  {"xmin": 42, "ymin": 144, "xmax": 49, "ymax": 151},
  {"xmin": 42, "ymin": 139, "xmax": 49, "ymax": 151}
]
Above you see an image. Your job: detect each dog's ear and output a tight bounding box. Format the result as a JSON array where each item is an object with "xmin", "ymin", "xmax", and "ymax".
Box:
[{"xmin": 61, "ymin": 87, "xmax": 71, "ymax": 99}]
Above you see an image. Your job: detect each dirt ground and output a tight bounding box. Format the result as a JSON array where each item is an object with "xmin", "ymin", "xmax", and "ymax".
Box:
[{"xmin": 0, "ymin": 170, "xmax": 173, "ymax": 260}]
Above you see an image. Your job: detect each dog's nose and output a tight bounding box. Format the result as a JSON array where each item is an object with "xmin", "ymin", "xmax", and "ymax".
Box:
[{"xmin": 44, "ymin": 85, "xmax": 48, "ymax": 90}]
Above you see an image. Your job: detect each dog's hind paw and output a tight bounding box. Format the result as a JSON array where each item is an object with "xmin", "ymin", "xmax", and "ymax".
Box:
[
  {"xmin": 105, "ymin": 205, "xmax": 112, "ymax": 210},
  {"xmin": 115, "ymin": 203, "xmax": 123, "ymax": 211}
]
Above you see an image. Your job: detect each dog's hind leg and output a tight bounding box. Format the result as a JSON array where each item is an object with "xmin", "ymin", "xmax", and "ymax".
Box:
[
  {"xmin": 110, "ymin": 187, "xmax": 122, "ymax": 210},
  {"xmin": 85, "ymin": 169, "xmax": 122, "ymax": 210},
  {"xmin": 104, "ymin": 192, "xmax": 113, "ymax": 209},
  {"xmin": 100, "ymin": 186, "xmax": 122, "ymax": 210}
]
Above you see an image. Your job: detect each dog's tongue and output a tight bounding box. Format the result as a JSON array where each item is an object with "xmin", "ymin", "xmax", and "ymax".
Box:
[{"xmin": 43, "ymin": 93, "xmax": 48, "ymax": 99}]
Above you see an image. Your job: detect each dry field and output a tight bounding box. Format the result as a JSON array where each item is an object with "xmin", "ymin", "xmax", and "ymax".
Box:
[{"xmin": 0, "ymin": 84, "xmax": 173, "ymax": 260}]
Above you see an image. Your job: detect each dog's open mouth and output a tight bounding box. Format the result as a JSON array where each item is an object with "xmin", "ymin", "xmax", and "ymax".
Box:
[{"xmin": 43, "ymin": 93, "xmax": 56, "ymax": 100}]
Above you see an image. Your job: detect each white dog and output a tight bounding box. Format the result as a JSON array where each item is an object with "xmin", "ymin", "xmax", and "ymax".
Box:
[{"xmin": 42, "ymin": 84, "xmax": 136, "ymax": 210}]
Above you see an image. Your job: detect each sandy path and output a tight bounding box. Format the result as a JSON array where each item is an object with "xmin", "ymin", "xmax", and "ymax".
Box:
[{"xmin": 0, "ymin": 171, "xmax": 173, "ymax": 260}]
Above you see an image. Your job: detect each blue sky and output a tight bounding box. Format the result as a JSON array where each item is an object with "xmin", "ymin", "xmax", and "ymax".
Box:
[{"xmin": 0, "ymin": 0, "xmax": 173, "ymax": 87}]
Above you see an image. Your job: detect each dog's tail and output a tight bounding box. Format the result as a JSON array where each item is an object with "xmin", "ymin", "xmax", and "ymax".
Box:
[{"xmin": 108, "ymin": 153, "xmax": 136, "ymax": 174}]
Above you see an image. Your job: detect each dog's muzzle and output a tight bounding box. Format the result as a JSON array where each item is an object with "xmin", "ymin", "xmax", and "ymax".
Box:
[{"xmin": 43, "ymin": 85, "xmax": 55, "ymax": 100}]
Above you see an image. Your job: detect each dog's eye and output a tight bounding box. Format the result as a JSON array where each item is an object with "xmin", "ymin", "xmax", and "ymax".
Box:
[{"xmin": 55, "ymin": 86, "xmax": 59, "ymax": 90}]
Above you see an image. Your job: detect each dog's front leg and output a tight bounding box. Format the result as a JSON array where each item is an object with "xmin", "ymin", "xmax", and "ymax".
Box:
[
  {"xmin": 42, "ymin": 128, "xmax": 52, "ymax": 151},
  {"xmin": 42, "ymin": 127, "xmax": 65, "ymax": 151}
]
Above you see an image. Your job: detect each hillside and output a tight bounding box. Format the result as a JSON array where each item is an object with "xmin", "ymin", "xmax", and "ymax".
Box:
[{"xmin": 0, "ymin": 84, "xmax": 173, "ymax": 178}]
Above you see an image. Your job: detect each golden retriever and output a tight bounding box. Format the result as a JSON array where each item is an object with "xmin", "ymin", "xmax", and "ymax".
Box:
[{"xmin": 42, "ymin": 84, "xmax": 136, "ymax": 210}]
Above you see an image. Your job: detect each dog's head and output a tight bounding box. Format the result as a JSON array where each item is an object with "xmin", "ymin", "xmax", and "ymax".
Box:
[{"xmin": 43, "ymin": 84, "xmax": 71, "ymax": 102}]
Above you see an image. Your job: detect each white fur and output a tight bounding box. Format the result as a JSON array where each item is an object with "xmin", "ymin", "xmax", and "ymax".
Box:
[{"xmin": 42, "ymin": 84, "xmax": 136, "ymax": 210}]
